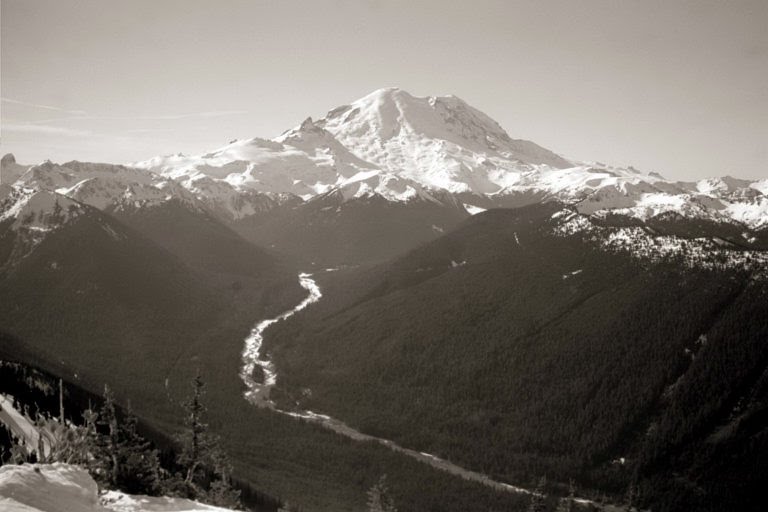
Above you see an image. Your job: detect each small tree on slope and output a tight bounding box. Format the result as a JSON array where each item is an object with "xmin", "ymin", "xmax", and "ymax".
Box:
[
  {"xmin": 527, "ymin": 476, "xmax": 548, "ymax": 512},
  {"xmin": 96, "ymin": 385, "xmax": 162, "ymax": 495},
  {"xmin": 116, "ymin": 403, "xmax": 162, "ymax": 495},
  {"xmin": 98, "ymin": 385, "xmax": 121, "ymax": 487},
  {"xmin": 367, "ymin": 475, "xmax": 397, "ymax": 512},
  {"xmin": 175, "ymin": 371, "xmax": 240, "ymax": 507}
]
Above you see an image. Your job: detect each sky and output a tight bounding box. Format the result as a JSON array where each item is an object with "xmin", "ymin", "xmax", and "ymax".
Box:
[{"xmin": 1, "ymin": 0, "xmax": 766, "ymax": 181}]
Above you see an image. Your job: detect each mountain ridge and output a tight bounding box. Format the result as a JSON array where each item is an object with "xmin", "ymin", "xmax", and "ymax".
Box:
[
  {"xmin": 133, "ymin": 87, "xmax": 768, "ymax": 229},
  {"xmin": 3, "ymin": 87, "xmax": 767, "ymax": 232},
  {"xmin": 2, "ymin": 87, "xmax": 767, "ymax": 269}
]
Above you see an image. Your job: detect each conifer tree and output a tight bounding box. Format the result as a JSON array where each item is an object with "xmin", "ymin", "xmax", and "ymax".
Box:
[
  {"xmin": 98, "ymin": 384, "xmax": 121, "ymax": 487},
  {"xmin": 554, "ymin": 479, "xmax": 576, "ymax": 512},
  {"xmin": 625, "ymin": 479, "xmax": 639, "ymax": 511},
  {"xmin": 175, "ymin": 371, "xmax": 241, "ymax": 507},
  {"xmin": 527, "ymin": 476, "xmax": 547, "ymax": 512},
  {"xmin": 116, "ymin": 403, "xmax": 162, "ymax": 495},
  {"xmin": 206, "ymin": 442, "xmax": 241, "ymax": 507},
  {"xmin": 367, "ymin": 475, "xmax": 397, "ymax": 512},
  {"xmin": 177, "ymin": 372, "xmax": 210, "ymax": 489}
]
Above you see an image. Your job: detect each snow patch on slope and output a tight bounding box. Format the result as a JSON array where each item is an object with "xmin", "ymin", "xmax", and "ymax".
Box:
[
  {"xmin": 0, "ymin": 189, "xmax": 84, "ymax": 232},
  {"xmin": 552, "ymin": 211, "xmax": 768, "ymax": 276}
]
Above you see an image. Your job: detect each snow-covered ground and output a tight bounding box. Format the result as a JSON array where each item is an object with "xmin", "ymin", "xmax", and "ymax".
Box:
[
  {"xmin": 0, "ymin": 464, "xmax": 235, "ymax": 512},
  {"xmin": 552, "ymin": 210, "xmax": 768, "ymax": 277},
  {"xmin": 0, "ymin": 395, "xmax": 51, "ymax": 459}
]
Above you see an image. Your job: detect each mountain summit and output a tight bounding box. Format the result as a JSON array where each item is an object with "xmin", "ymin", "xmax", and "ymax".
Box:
[
  {"xmin": 316, "ymin": 87, "xmax": 572, "ymax": 189},
  {"xmin": 131, "ymin": 88, "xmax": 768, "ymax": 229},
  {"xmin": 4, "ymin": 88, "xmax": 767, "ymax": 233},
  {"xmin": 137, "ymin": 87, "xmax": 575, "ymax": 200}
]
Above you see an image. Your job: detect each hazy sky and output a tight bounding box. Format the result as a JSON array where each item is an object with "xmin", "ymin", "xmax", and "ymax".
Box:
[{"xmin": 2, "ymin": 0, "xmax": 766, "ymax": 180}]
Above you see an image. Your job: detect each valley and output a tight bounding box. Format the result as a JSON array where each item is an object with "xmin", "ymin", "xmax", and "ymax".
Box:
[
  {"xmin": 2, "ymin": 87, "xmax": 767, "ymax": 512},
  {"xmin": 239, "ymin": 271, "xmax": 536, "ymax": 499}
]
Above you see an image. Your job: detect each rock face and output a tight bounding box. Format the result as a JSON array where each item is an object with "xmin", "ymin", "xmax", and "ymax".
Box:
[
  {"xmin": 2, "ymin": 153, "xmax": 17, "ymax": 166},
  {"xmin": 1, "ymin": 153, "xmax": 28, "ymax": 185}
]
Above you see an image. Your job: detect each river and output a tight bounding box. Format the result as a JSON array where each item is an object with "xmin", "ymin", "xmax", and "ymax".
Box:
[{"xmin": 240, "ymin": 272, "xmax": 535, "ymax": 496}]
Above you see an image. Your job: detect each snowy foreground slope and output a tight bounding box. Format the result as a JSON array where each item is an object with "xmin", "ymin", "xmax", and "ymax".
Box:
[{"xmin": 0, "ymin": 464, "xmax": 235, "ymax": 512}]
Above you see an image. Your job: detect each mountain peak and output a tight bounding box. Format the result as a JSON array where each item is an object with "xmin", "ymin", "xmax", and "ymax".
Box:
[
  {"xmin": 1, "ymin": 153, "xmax": 28, "ymax": 185},
  {"xmin": 314, "ymin": 88, "xmax": 573, "ymax": 192},
  {"xmin": 319, "ymin": 88, "xmax": 571, "ymax": 166},
  {"xmin": 299, "ymin": 116, "xmax": 315, "ymax": 130}
]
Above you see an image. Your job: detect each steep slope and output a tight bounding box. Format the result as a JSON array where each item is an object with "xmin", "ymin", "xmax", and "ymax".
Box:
[
  {"xmin": 1, "ymin": 154, "xmax": 29, "ymax": 185},
  {"xmin": 232, "ymin": 189, "xmax": 469, "ymax": 266},
  {"xmin": 3, "ymin": 157, "xmax": 293, "ymax": 280},
  {"xmin": 13, "ymin": 160, "xmax": 190, "ymax": 211},
  {"xmin": 109, "ymin": 199, "xmax": 288, "ymax": 282},
  {"xmin": 7, "ymin": 157, "xmax": 280, "ymax": 223},
  {"xmin": 263, "ymin": 204, "xmax": 768, "ymax": 511},
  {"xmin": 0, "ymin": 182, "xmax": 304, "ymax": 421},
  {"xmin": 0, "ymin": 200, "xmax": 224, "ymax": 407},
  {"xmin": 0, "ymin": 191, "xmax": 530, "ymax": 512}
]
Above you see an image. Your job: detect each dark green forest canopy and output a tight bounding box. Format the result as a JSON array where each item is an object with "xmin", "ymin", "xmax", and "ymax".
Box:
[{"xmin": 265, "ymin": 205, "xmax": 768, "ymax": 512}]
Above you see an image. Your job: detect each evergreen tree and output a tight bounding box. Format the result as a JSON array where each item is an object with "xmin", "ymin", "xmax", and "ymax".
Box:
[
  {"xmin": 97, "ymin": 384, "xmax": 121, "ymax": 487},
  {"xmin": 206, "ymin": 442, "xmax": 241, "ymax": 507},
  {"xmin": 176, "ymin": 371, "xmax": 210, "ymax": 490},
  {"xmin": 175, "ymin": 371, "xmax": 241, "ymax": 507},
  {"xmin": 554, "ymin": 479, "xmax": 576, "ymax": 512},
  {"xmin": 527, "ymin": 476, "xmax": 547, "ymax": 512},
  {"xmin": 625, "ymin": 479, "xmax": 639, "ymax": 511},
  {"xmin": 367, "ymin": 475, "xmax": 397, "ymax": 512},
  {"xmin": 116, "ymin": 403, "xmax": 162, "ymax": 495}
]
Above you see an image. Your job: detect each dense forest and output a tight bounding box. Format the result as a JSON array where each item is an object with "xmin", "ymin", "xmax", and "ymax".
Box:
[
  {"xmin": 232, "ymin": 191, "xmax": 469, "ymax": 267},
  {"xmin": 264, "ymin": 204, "xmax": 768, "ymax": 511},
  {"xmin": 3, "ymin": 198, "xmax": 766, "ymax": 511}
]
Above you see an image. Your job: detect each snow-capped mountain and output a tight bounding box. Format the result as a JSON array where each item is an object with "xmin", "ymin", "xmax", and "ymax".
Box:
[
  {"xmin": 135, "ymin": 87, "xmax": 575, "ymax": 203},
  {"xmin": 135, "ymin": 113, "xmax": 446, "ymax": 205},
  {"xmin": 1, "ymin": 156, "xmax": 278, "ymax": 222},
  {"xmin": 133, "ymin": 87, "xmax": 768, "ymax": 229},
  {"xmin": 13, "ymin": 160, "xmax": 189, "ymax": 211},
  {"xmin": 316, "ymin": 87, "xmax": 572, "ymax": 192},
  {"xmin": 0, "ymin": 187, "xmax": 89, "ymax": 266},
  {"xmin": 3, "ymin": 87, "xmax": 767, "ymax": 265}
]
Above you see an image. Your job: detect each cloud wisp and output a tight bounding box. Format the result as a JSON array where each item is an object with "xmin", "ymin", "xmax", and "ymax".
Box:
[
  {"xmin": 2, "ymin": 123, "xmax": 94, "ymax": 137},
  {"xmin": 22, "ymin": 110, "xmax": 250, "ymax": 125},
  {"xmin": 3, "ymin": 96, "xmax": 248, "ymax": 129},
  {"xmin": 1, "ymin": 97, "xmax": 87, "ymax": 116}
]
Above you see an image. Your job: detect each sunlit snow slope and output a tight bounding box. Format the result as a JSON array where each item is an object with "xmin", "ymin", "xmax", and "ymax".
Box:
[{"xmin": 0, "ymin": 464, "xmax": 235, "ymax": 512}]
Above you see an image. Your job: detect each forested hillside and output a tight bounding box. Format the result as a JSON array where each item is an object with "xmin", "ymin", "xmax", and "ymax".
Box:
[
  {"xmin": 0, "ymin": 208, "xmax": 536, "ymax": 512},
  {"xmin": 265, "ymin": 204, "xmax": 768, "ymax": 511}
]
